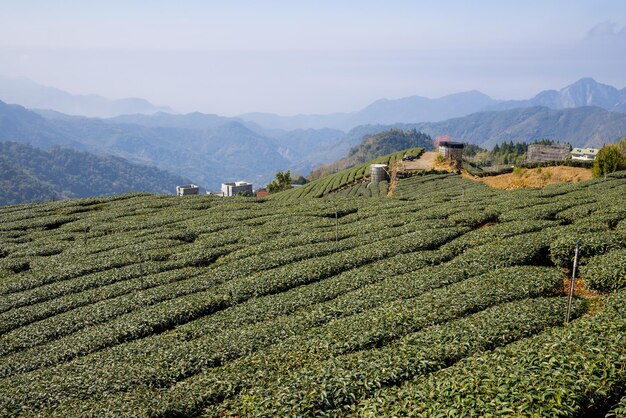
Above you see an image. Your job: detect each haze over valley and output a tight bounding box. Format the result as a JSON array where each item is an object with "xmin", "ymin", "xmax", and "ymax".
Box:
[{"xmin": 2, "ymin": 77, "xmax": 626, "ymax": 195}]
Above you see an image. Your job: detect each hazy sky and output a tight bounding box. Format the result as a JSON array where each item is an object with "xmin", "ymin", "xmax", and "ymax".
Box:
[{"xmin": 1, "ymin": 0, "xmax": 625, "ymax": 115}]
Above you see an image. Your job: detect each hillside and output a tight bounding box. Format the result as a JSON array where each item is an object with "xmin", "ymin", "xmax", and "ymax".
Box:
[
  {"xmin": 309, "ymin": 129, "xmax": 433, "ymax": 179},
  {"xmin": 0, "ymin": 100, "xmax": 352, "ymax": 189},
  {"xmin": 0, "ymin": 141, "xmax": 191, "ymax": 205},
  {"xmin": 273, "ymin": 146, "xmax": 424, "ymax": 200},
  {"xmin": 464, "ymin": 166, "xmax": 593, "ymax": 190},
  {"xmin": 2, "ymin": 98, "xmax": 626, "ymax": 195},
  {"xmin": 0, "ymin": 172, "xmax": 625, "ymax": 416}
]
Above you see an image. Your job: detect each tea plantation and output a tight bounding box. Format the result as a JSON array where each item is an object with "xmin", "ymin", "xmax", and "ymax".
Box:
[{"xmin": 0, "ymin": 169, "xmax": 625, "ymax": 416}]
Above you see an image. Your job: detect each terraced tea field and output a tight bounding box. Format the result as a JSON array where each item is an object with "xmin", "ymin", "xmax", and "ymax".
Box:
[
  {"xmin": 0, "ymin": 170, "xmax": 625, "ymax": 416},
  {"xmin": 272, "ymin": 147, "xmax": 423, "ymax": 200}
]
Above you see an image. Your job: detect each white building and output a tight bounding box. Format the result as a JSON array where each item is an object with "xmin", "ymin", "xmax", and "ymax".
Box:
[
  {"xmin": 571, "ymin": 148, "xmax": 599, "ymax": 161},
  {"xmin": 176, "ymin": 184, "xmax": 200, "ymax": 196},
  {"xmin": 221, "ymin": 181, "xmax": 253, "ymax": 196}
]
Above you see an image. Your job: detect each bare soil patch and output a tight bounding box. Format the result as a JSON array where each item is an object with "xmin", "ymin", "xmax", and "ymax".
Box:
[
  {"xmin": 563, "ymin": 277, "xmax": 601, "ymax": 300},
  {"xmin": 399, "ymin": 151, "xmax": 439, "ymax": 171},
  {"xmin": 464, "ymin": 166, "xmax": 592, "ymax": 190}
]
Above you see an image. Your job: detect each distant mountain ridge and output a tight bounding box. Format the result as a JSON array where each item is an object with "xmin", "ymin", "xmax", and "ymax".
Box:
[
  {"xmin": 239, "ymin": 78, "xmax": 626, "ymax": 131},
  {"xmin": 0, "ymin": 76, "xmax": 172, "ymax": 118},
  {"xmin": 3, "ymin": 75, "xmax": 625, "ymax": 131},
  {"xmin": 238, "ymin": 90, "xmax": 496, "ymax": 131},
  {"xmin": 488, "ymin": 78, "xmax": 626, "ymax": 113},
  {"xmin": 336, "ymin": 106, "xmax": 626, "ymax": 151}
]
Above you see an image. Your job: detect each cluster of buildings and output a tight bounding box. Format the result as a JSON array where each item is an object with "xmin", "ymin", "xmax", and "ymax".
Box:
[
  {"xmin": 437, "ymin": 140, "xmax": 600, "ymax": 165},
  {"xmin": 526, "ymin": 144, "xmax": 600, "ymax": 163},
  {"xmin": 176, "ymin": 141, "xmax": 602, "ymax": 197},
  {"xmin": 176, "ymin": 180, "xmax": 254, "ymax": 197},
  {"xmin": 436, "ymin": 139, "xmax": 601, "ymax": 165}
]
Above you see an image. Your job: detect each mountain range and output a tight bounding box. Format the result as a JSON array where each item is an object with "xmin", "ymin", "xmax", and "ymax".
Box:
[
  {"xmin": 2, "ymin": 76, "xmax": 626, "ymax": 131},
  {"xmin": 341, "ymin": 106, "xmax": 626, "ymax": 150},
  {"xmin": 0, "ymin": 76, "xmax": 172, "ymax": 118},
  {"xmin": 2, "ymin": 98, "xmax": 626, "ymax": 195},
  {"xmin": 240, "ymin": 78, "xmax": 626, "ymax": 131}
]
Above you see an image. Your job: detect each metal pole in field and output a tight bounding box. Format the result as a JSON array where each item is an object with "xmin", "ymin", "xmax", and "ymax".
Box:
[
  {"xmin": 335, "ymin": 207, "xmax": 339, "ymax": 242},
  {"xmin": 566, "ymin": 240, "xmax": 581, "ymax": 324},
  {"xmin": 139, "ymin": 262, "xmax": 144, "ymax": 290}
]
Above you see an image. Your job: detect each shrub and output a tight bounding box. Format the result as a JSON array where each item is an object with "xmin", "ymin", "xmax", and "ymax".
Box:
[{"xmin": 581, "ymin": 249, "xmax": 626, "ymax": 292}]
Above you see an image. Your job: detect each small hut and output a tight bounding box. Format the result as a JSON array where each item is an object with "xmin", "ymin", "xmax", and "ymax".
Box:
[{"xmin": 438, "ymin": 141, "xmax": 465, "ymax": 161}]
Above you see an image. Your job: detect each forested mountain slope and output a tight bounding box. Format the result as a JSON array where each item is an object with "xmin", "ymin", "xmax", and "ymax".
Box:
[{"xmin": 0, "ymin": 142, "xmax": 189, "ymax": 205}]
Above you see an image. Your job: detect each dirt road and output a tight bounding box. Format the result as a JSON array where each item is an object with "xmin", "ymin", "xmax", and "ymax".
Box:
[{"xmin": 398, "ymin": 151, "xmax": 438, "ymax": 171}]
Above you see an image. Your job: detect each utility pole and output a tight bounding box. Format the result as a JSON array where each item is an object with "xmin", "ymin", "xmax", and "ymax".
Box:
[{"xmin": 566, "ymin": 240, "xmax": 581, "ymax": 324}]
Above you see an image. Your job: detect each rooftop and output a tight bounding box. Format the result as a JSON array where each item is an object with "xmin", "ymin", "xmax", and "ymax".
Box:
[
  {"xmin": 571, "ymin": 148, "xmax": 599, "ymax": 154},
  {"xmin": 439, "ymin": 141, "xmax": 465, "ymax": 148},
  {"xmin": 223, "ymin": 181, "xmax": 252, "ymax": 186}
]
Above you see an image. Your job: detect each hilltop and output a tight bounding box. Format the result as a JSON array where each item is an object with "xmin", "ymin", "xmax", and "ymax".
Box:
[{"xmin": 309, "ymin": 129, "xmax": 433, "ymax": 180}]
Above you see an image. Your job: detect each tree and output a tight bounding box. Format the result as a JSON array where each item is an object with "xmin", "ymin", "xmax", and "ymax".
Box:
[
  {"xmin": 235, "ymin": 190, "xmax": 253, "ymax": 197},
  {"xmin": 292, "ymin": 175, "xmax": 308, "ymax": 185},
  {"xmin": 592, "ymin": 143, "xmax": 626, "ymax": 178},
  {"xmin": 267, "ymin": 170, "xmax": 293, "ymax": 193}
]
